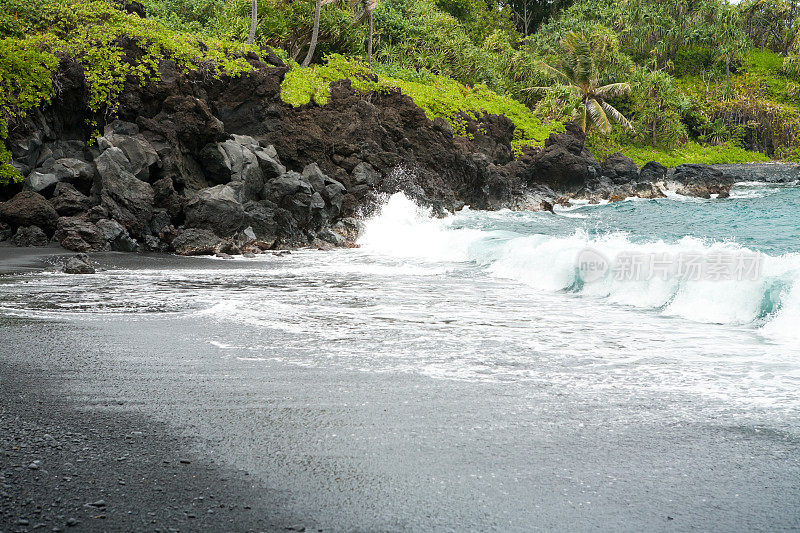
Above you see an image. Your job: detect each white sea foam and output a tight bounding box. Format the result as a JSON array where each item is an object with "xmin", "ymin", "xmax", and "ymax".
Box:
[
  {"xmin": 356, "ymin": 192, "xmax": 484, "ymax": 262},
  {"xmin": 358, "ymin": 193, "xmax": 800, "ymax": 341}
]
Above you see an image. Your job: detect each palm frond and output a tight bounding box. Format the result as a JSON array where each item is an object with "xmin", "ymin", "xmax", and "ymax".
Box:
[
  {"xmin": 594, "ymin": 82, "xmax": 632, "ymax": 98},
  {"xmin": 587, "ymin": 98, "xmax": 611, "ymax": 134},
  {"xmin": 534, "ymin": 61, "xmax": 570, "ymax": 84},
  {"xmin": 600, "ymin": 101, "xmax": 635, "ymax": 132},
  {"xmin": 563, "ymin": 32, "xmax": 594, "ymax": 86}
]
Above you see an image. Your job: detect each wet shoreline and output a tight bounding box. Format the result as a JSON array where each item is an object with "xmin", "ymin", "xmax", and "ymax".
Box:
[{"xmin": 1, "ymin": 295, "xmax": 798, "ymax": 531}]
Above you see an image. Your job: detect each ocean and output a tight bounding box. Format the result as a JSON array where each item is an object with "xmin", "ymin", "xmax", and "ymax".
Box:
[{"xmin": 1, "ymin": 181, "xmax": 799, "ymax": 529}]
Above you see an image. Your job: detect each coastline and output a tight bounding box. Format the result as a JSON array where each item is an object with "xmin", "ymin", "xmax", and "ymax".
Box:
[
  {"xmin": 0, "ymin": 244, "xmax": 69, "ymax": 275},
  {"xmin": 1, "ymin": 291, "xmax": 798, "ymax": 531},
  {"xmin": 0, "ymin": 318, "xmax": 299, "ymax": 532}
]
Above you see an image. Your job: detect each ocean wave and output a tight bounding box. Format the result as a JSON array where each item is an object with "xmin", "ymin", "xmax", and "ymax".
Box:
[{"xmin": 358, "ymin": 193, "xmax": 800, "ymax": 341}]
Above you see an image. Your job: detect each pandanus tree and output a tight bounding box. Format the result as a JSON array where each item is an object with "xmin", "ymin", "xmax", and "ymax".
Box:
[
  {"xmin": 711, "ymin": 3, "xmax": 749, "ymax": 87},
  {"xmin": 528, "ymin": 31, "xmax": 634, "ymax": 134},
  {"xmin": 350, "ymin": 0, "xmax": 378, "ymax": 65}
]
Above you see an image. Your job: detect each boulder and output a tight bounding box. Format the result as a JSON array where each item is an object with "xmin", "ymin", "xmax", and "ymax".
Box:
[
  {"xmin": 255, "ymin": 150, "xmax": 285, "ymax": 181},
  {"xmin": 104, "ymin": 119, "xmax": 139, "ymax": 136},
  {"xmin": 51, "ymin": 158, "xmax": 95, "ymax": 193},
  {"xmin": 351, "ymin": 162, "xmax": 379, "ymax": 187},
  {"xmin": 96, "ymin": 219, "xmax": 139, "ymax": 252},
  {"xmin": 8, "ymin": 126, "xmax": 47, "ymax": 173},
  {"xmin": 0, "ymin": 191, "xmax": 59, "ymax": 234},
  {"xmin": 171, "ymin": 228, "xmax": 225, "ymax": 255},
  {"xmin": 261, "ymin": 144, "xmax": 281, "ymax": 162},
  {"xmin": 525, "ymin": 123, "xmax": 600, "ymax": 191},
  {"xmin": 282, "ymin": 194, "xmax": 314, "ymax": 225},
  {"xmin": 671, "ymin": 164, "xmax": 734, "ymax": 198},
  {"xmin": 234, "ymin": 225, "xmax": 258, "ymax": 249},
  {"xmin": 265, "ymin": 172, "xmax": 313, "ymax": 200},
  {"xmin": 601, "ymin": 153, "xmax": 639, "ymax": 184},
  {"xmin": 302, "ymin": 163, "xmax": 346, "ymax": 221},
  {"xmin": 49, "ymin": 182, "xmax": 91, "ymax": 216},
  {"xmin": 34, "ymin": 140, "xmax": 85, "ymax": 166},
  {"xmin": 96, "ymin": 147, "xmax": 155, "ymax": 236},
  {"xmin": 198, "ymin": 143, "xmax": 233, "ymax": 185},
  {"xmin": 98, "ymin": 133, "xmax": 160, "ymax": 181},
  {"xmin": 95, "ymin": 146, "xmax": 133, "ymax": 177},
  {"xmin": 237, "ymin": 151, "xmax": 265, "ymax": 202},
  {"xmin": 151, "ymin": 177, "xmax": 184, "ymax": 221},
  {"xmin": 11, "ymin": 225, "xmax": 48, "ymax": 247},
  {"xmin": 96, "ymin": 218, "xmax": 126, "ymax": 242},
  {"xmin": 204, "ymin": 140, "xmax": 243, "ymax": 184},
  {"xmin": 243, "ymin": 201, "xmax": 278, "ymax": 246},
  {"xmin": 137, "ymin": 95, "xmax": 227, "ymax": 157},
  {"xmin": 200, "ymin": 139, "xmax": 267, "ymax": 201},
  {"xmin": 24, "ymin": 171, "xmax": 60, "ymax": 196},
  {"xmin": 63, "ymin": 254, "xmax": 95, "ymax": 274},
  {"xmin": 332, "ymin": 217, "xmax": 364, "ymax": 244},
  {"xmin": 317, "ymin": 227, "xmax": 345, "ymax": 247},
  {"xmin": 184, "ymin": 185, "xmax": 245, "ymax": 237},
  {"xmin": 86, "ymin": 205, "xmax": 110, "ymax": 223},
  {"xmin": 273, "ymin": 207, "xmax": 307, "ymax": 247},
  {"xmin": 231, "ymin": 134, "xmax": 259, "ymax": 149},
  {"xmin": 631, "ymin": 181, "xmax": 666, "ymax": 199},
  {"xmin": 55, "ymin": 216, "xmax": 107, "ymax": 252},
  {"xmin": 639, "ymin": 161, "xmax": 668, "ymax": 183},
  {"xmin": 0, "ymin": 222, "xmax": 12, "ymax": 241},
  {"xmin": 149, "ymin": 209, "xmax": 172, "ymax": 236},
  {"xmin": 142, "ymin": 234, "xmax": 170, "ymax": 253},
  {"xmin": 199, "ymin": 140, "xmax": 243, "ymax": 184},
  {"xmin": 303, "ymin": 164, "xmax": 347, "ymax": 210}
]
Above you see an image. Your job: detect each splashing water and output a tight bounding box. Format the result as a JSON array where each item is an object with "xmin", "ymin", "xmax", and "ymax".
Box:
[{"xmin": 1, "ymin": 184, "xmax": 800, "ymax": 423}]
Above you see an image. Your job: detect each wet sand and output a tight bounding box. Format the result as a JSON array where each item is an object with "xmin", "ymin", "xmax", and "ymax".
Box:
[{"xmin": 0, "ymin": 253, "xmax": 799, "ymax": 531}]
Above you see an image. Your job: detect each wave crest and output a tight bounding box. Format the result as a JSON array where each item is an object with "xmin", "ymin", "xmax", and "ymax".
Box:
[{"xmin": 358, "ymin": 193, "xmax": 800, "ymax": 341}]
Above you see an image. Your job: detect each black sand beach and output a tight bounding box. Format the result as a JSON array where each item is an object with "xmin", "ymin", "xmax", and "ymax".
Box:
[{"xmin": 0, "ymin": 249, "xmax": 798, "ymax": 531}]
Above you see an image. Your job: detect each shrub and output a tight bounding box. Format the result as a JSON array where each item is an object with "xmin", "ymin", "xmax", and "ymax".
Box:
[
  {"xmin": 281, "ymin": 54, "xmax": 559, "ymax": 153},
  {"xmin": 629, "ymin": 69, "xmax": 689, "ymax": 148},
  {"xmin": 0, "ymin": 0, "xmax": 265, "ymax": 184}
]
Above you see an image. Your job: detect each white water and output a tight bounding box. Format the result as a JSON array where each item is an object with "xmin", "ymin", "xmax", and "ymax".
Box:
[
  {"xmin": 358, "ymin": 193, "xmax": 800, "ymax": 337},
  {"xmin": 1, "ymin": 192, "xmax": 800, "ymax": 424}
]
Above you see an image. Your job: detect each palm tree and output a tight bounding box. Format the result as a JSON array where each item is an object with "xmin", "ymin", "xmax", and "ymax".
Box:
[
  {"xmin": 528, "ymin": 31, "xmax": 634, "ymax": 134},
  {"xmin": 246, "ymin": 0, "xmax": 257, "ymax": 45},
  {"xmin": 301, "ymin": 0, "xmax": 323, "ymax": 67},
  {"xmin": 350, "ymin": 0, "xmax": 378, "ymax": 66}
]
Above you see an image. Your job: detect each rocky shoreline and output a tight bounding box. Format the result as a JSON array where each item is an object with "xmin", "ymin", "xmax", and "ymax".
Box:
[{"xmin": 1, "ymin": 43, "xmax": 797, "ymax": 258}]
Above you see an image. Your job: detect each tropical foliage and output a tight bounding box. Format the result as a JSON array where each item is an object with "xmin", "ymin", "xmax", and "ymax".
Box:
[
  {"xmin": 529, "ymin": 31, "xmax": 633, "ymax": 134},
  {"xmin": 3, "ymin": 0, "xmax": 800, "ymax": 184}
]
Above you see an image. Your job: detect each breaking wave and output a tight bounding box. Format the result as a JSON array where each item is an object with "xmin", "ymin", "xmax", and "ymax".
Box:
[{"xmin": 358, "ymin": 193, "xmax": 800, "ymax": 342}]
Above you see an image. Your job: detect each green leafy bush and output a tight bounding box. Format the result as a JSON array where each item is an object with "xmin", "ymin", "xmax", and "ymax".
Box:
[
  {"xmin": 629, "ymin": 69, "xmax": 689, "ymax": 149},
  {"xmin": 0, "ymin": 0, "xmax": 265, "ymax": 184},
  {"xmin": 588, "ymin": 135, "xmax": 770, "ymax": 167},
  {"xmin": 281, "ymin": 54, "xmax": 559, "ymax": 152}
]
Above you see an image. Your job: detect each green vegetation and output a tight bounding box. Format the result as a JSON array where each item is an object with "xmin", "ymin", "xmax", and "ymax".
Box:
[
  {"xmin": 282, "ymin": 54, "xmax": 558, "ymax": 152},
  {"xmin": 0, "ymin": 0, "xmax": 264, "ymax": 183},
  {"xmin": 588, "ymin": 135, "xmax": 770, "ymax": 168},
  {"xmin": 530, "ymin": 30, "xmax": 633, "ymax": 134},
  {"xmin": 2, "ymin": 0, "xmax": 800, "ymax": 185}
]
